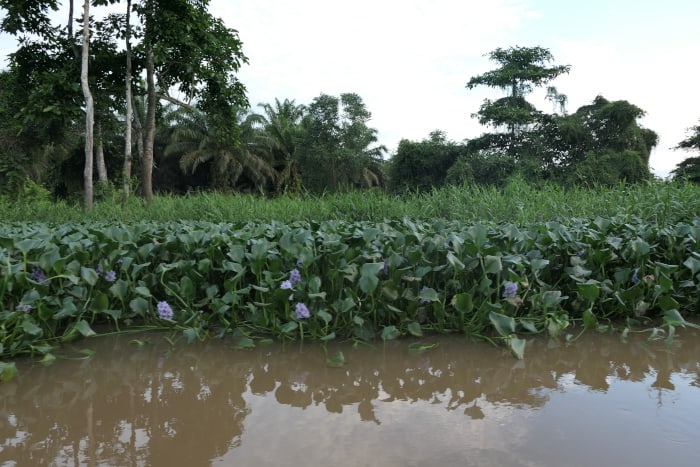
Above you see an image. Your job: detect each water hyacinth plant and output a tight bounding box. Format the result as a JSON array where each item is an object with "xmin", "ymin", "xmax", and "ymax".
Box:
[{"xmin": 0, "ymin": 180, "xmax": 699, "ymax": 374}]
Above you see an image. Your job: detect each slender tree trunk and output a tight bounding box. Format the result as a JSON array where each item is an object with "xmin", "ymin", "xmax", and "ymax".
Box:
[
  {"xmin": 95, "ymin": 120, "xmax": 108, "ymax": 183},
  {"xmin": 68, "ymin": 0, "xmax": 74, "ymax": 36},
  {"xmin": 81, "ymin": 0, "xmax": 94, "ymax": 212},
  {"xmin": 132, "ymin": 95, "xmax": 145, "ymax": 168},
  {"xmin": 141, "ymin": 46, "xmax": 156, "ymax": 203},
  {"xmin": 123, "ymin": 0, "xmax": 133, "ymax": 202}
]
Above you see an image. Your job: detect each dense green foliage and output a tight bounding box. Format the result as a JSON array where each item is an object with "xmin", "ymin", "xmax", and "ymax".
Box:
[
  {"xmin": 1, "ymin": 179, "xmax": 698, "ymax": 225},
  {"xmin": 1, "ymin": 181, "xmax": 699, "ymax": 380},
  {"xmin": 672, "ymin": 120, "xmax": 700, "ymax": 183}
]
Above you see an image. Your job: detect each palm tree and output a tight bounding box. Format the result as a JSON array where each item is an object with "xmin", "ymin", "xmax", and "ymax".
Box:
[
  {"xmin": 164, "ymin": 105, "xmax": 276, "ymax": 192},
  {"xmin": 249, "ymin": 98, "xmax": 306, "ymax": 194}
]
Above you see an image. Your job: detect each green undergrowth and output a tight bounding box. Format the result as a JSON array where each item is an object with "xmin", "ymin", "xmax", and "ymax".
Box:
[
  {"xmin": 1, "ymin": 211, "xmax": 699, "ymax": 380},
  {"xmin": 1, "ymin": 179, "xmax": 699, "ymax": 225}
]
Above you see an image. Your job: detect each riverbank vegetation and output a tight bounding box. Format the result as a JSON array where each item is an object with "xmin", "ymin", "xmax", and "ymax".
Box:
[{"xmin": 2, "ymin": 180, "xmax": 700, "ymax": 381}]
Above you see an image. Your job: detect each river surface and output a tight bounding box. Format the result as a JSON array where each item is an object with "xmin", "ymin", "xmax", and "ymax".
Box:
[{"xmin": 1, "ymin": 328, "xmax": 699, "ymax": 467}]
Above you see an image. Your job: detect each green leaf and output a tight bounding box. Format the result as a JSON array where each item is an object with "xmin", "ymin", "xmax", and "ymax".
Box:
[
  {"xmin": 359, "ymin": 262, "xmax": 383, "ymax": 294},
  {"xmin": 530, "ymin": 258, "xmax": 550, "ymax": 272},
  {"xmin": 630, "ymin": 238, "xmax": 650, "ymax": 257},
  {"xmin": 484, "ymin": 255, "xmax": 502, "ymax": 274},
  {"xmin": 359, "ymin": 274, "xmax": 379, "ymax": 294},
  {"xmin": 583, "ymin": 309, "xmax": 597, "ymax": 329},
  {"xmin": 578, "ymin": 281, "xmax": 600, "ymax": 302},
  {"xmin": 40, "ymin": 353, "xmax": 56, "ymax": 366},
  {"xmin": 489, "ymin": 311, "xmax": 515, "ymax": 337},
  {"xmin": 381, "ymin": 325, "xmax": 400, "ymax": 341},
  {"xmin": 683, "ymin": 256, "xmax": 700, "ymax": 275},
  {"xmin": 129, "ymin": 297, "xmax": 150, "ymax": 316},
  {"xmin": 326, "ymin": 351, "xmax": 345, "ymax": 367},
  {"xmin": 419, "ymin": 287, "xmax": 439, "ymax": 302},
  {"xmin": 22, "ymin": 318, "xmax": 43, "ymax": 336},
  {"xmin": 135, "ymin": 286, "xmax": 152, "ymax": 297},
  {"xmin": 446, "ymin": 251, "xmax": 465, "ymax": 271},
  {"xmin": 109, "ymin": 279, "xmax": 129, "ymax": 300},
  {"xmin": 453, "ymin": 293, "xmax": 473, "ymax": 313},
  {"xmin": 663, "ymin": 309, "xmax": 700, "ymax": 329},
  {"xmin": 542, "ymin": 290, "xmax": 563, "ymax": 308},
  {"xmin": 407, "ymin": 342, "xmax": 439, "ymax": 353},
  {"xmin": 320, "ymin": 332, "xmax": 336, "ymax": 342},
  {"xmin": 0, "ymin": 362, "xmax": 18, "ymax": 381},
  {"xmin": 183, "ymin": 328, "xmax": 198, "ymax": 343},
  {"xmin": 280, "ymin": 321, "xmax": 299, "ymax": 334},
  {"xmin": 317, "ymin": 310, "xmax": 333, "ymax": 324},
  {"xmin": 407, "ymin": 321, "xmax": 423, "ymax": 337},
  {"xmin": 80, "ymin": 267, "xmax": 99, "ymax": 286},
  {"xmin": 75, "ymin": 320, "xmax": 96, "ymax": 337},
  {"xmin": 518, "ymin": 319, "xmax": 538, "ymax": 333},
  {"xmin": 509, "ymin": 337, "xmax": 526, "ymax": 360},
  {"xmin": 234, "ymin": 337, "xmax": 256, "ymax": 349}
]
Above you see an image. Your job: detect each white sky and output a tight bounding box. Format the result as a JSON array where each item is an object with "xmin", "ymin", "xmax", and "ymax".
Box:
[{"xmin": 2, "ymin": 0, "xmax": 699, "ymax": 177}]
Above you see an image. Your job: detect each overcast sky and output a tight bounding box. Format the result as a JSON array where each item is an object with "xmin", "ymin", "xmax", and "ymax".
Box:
[
  {"xmin": 2, "ymin": 0, "xmax": 699, "ymax": 177},
  {"xmin": 209, "ymin": 0, "xmax": 700, "ymax": 177}
]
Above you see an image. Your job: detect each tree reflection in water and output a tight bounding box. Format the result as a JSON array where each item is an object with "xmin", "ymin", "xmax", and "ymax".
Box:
[{"xmin": 1, "ymin": 328, "xmax": 698, "ymax": 466}]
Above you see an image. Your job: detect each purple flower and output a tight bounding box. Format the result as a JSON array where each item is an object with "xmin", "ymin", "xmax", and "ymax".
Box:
[
  {"xmin": 16, "ymin": 302, "xmax": 32, "ymax": 313},
  {"xmin": 295, "ymin": 302, "xmax": 310, "ymax": 319},
  {"xmin": 289, "ymin": 269, "xmax": 302, "ymax": 285},
  {"xmin": 381, "ymin": 258, "xmax": 389, "ymax": 276},
  {"xmin": 502, "ymin": 281, "xmax": 518, "ymax": 298},
  {"xmin": 29, "ymin": 268, "xmax": 48, "ymax": 283},
  {"xmin": 631, "ymin": 268, "xmax": 640, "ymax": 285},
  {"xmin": 105, "ymin": 270, "xmax": 117, "ymax": 282},
  {"xmin": 296, "ymin": 259, "xmax": 303, "ymax": 268},
  {"xmin": 157, "ymin": 301, "xmax": 174, "ymax": 320},
  {"xmin": 96, "ymin": 264, "xmax": 104, "ymax": 276},
  {"xmin": 419, "ymin": 286, "xmax": 429, "ymax": 304},
  {"xmin": 577, "ymin": 249, "xmax": 585, "ymax": 257},
  {"xmin": 280, "ymin": 280, "xmax": 293, "ymax": 290}
]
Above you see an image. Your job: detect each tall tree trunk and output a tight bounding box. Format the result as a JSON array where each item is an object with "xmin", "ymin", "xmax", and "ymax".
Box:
[
  {"xmin": 68, "ymin": 0, "xmax": 74, "ymax": 37},
  {"xmin": 123, "ymin": 0, "xmax": 133, "ymax": 202},
  {"xmin": 81, "ymin": 0, "xmax": 94, "ymax": 212},
  {"xmin": 141, "ymin": 46, "xmax": 156, "ymax": 204},
  {"xmin": 95, "ymin": 120, "xmax": 108, "ymax": 183},
  {"xmin": 132, "ymin": 95, "xmax": 145, "ymax": 170}
]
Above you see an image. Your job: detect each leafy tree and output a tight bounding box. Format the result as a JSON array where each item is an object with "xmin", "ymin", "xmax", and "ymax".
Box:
[
  {"xmin": 134, "ymin": 0, "xmax": 249, "ymax": 203},
  {"xmin": 387, "ymin": 131, "xmax": 466, "ymax": 192},
  {"xmin": 545, "ymin": 96, "xmax": 658, "ymax": 185},
  {"xmin": 249, "ymin": 98, "xmax": 306, "ymax": 194},
  {"xmin": 672, "ymin": 121, "xmax": 700, "ymax": 183},
  {"xmin": 466, "ymin": 46, "xmax": 570, "ymax": 159},
  {"xmin": 163, "ymin": 106, "xmax": 276, "ymax": 192},
  {"xmin": 298, "ymin": 93, "xmax": 386, "ymax": 192}
]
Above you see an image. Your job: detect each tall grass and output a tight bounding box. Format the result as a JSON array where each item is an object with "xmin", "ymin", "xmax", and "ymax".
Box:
[{"xmin": 1, "ymin": 179, "xmax": 698, "ymax": 225}]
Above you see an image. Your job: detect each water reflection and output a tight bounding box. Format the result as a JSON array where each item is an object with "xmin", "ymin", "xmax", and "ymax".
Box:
[{"xmin": 1, "ymin": 329, "xmax": 699, "ymax": 466}]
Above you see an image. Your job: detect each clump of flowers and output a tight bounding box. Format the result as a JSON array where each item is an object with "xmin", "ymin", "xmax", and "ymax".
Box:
[
  {"xmin": 419, "ymin": 286, "xmax": 430, "ymax": 304},
  {"xmin": 16, "ymin": 302, "xmax": 32, "ymax": 313},
  {"xmin": 289, "ymin": 268, "xmax": 302, "ymax": 285},
  {"xmin": 631, "ymin": 268, "xmax": 640, "ymax": 285},
  {"xmin": 381, "ymin": 258, "xmax": 389, "ymax": 276},
  {"xmin": 157, "ymin": 301, "xmax": 174, "ymax": 320},
  {"xmin": 105, "ymin": 270, "xmax": 117, "ymax": 282},
  {"xmin": 29, "ymin": 268, "xmax": 48, "ymax": 284},
  {"xmin": 502, "ymin": 281, "xmax": 518, "ymax": 298},
  {"xmin": 295, "ymin": 302, "xmax": 310, "ymax": 319}
]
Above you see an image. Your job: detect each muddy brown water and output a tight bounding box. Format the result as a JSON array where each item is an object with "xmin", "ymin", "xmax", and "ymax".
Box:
[{"xmin": 1, "ymin": 329, "xmax": 699, "ymax": 467}]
